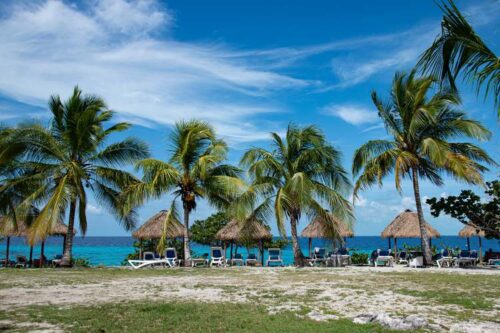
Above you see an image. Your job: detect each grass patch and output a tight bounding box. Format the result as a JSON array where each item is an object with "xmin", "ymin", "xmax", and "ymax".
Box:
[
  {"xmin": 397, "ymin": 289, "xmax": 494, "ymax": 310},
  {"xmin": 3, "ymin": 301, "xmax": 405, "ymax": 333}
]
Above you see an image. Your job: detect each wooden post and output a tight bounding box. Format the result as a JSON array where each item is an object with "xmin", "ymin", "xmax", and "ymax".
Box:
[
  {"xmin": 388, "ymin": 238, "xmax": 391, "ymax": 250},
  {"xmin": 29, "ymin": 246, "xmax": 34, "ymax": 267},
  {"xmin": 429, "ymin": 237, "xmax": 432, "ymax": 248},
  {"xmin": 139, "ymin": 239, "xmax": 143, "ymax": 259},
  {"xmin": 478, "ymin": 236, "xmax": 483, "ymax": 263},
  {"xmin": 62, "ymin": 235, "xmax": 66, "ymax": 254},
  {"xmin": 5, "ymin": 237, "xmax": 10, "ymax": 266},
  {"xmin": 308, "ymin": 238, "xmax": 312, "ymax": 258},
  {"xmin": 259, "ymin": 240, "xmax": 264, "ymax": 266},
  {"xmin": 230, "ymin": 242, "xmax": 233, "ymax": 260},
  {"xmin": 394, "ymin": 238, "xmax": 398, "ymax": 258},
  {"xmin": 40, "ymin": 241, "xmax": 45, "ymax": 267},
  {"xmin": 467, "ymin": 238, "xmax": 471, "ymax": 251}
]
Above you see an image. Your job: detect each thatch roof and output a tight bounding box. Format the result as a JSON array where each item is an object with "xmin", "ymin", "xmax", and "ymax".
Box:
[
  {"xmin": 215, "ymin": 218, "xmax": 272, "ymax": 241},
  {"xmin": 381, "ymin": 209, "xmax": 440, "ymax": 239},
  {"xmin": 458, "ymin": 224, "xmax": 485, "ymax": 238},
  {"xmin": 132, "ymin": 210, "xmax": 185, "ymax": 240},
  {"xmin": 301, "ymin": 214, "xmax": 353, "ymax": 238},
  {"xmin": 0, "ymin": 216, "xmax": 74, "ymax": 237}
]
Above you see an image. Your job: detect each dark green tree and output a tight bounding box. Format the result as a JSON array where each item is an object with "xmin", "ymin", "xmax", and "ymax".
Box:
[
  {"xmin": 427, "ymin": 181, "xmax": 500, "ymax": 239},
  {"xmin": 190, "ymin": 212, "xmax": 229, "ymax": 246}
]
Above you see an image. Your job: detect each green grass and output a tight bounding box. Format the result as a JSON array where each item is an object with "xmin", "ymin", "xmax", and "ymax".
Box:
[
  {"xmin": 1, "ymin": 302, "xmax": 405, "ymax": 333},
  {"xmin": 397, "ymin": 289, "xmax": 494, "ymax": 310}
]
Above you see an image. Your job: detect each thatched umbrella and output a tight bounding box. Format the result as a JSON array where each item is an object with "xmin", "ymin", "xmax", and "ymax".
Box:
[
  {"xmin": 0, "ymin": 217, "xmax": 73, "ymax": 267},
  {"xmin": 381, "ymin": 209, "xmax": 440, "ymax": 257},
  {"xmin": 459, "ymin": 224, "xmax": 485, "ymax": 262},
  {"xmin": 215, "ymin": 218, "xmax": 272, "ymax": 265},
  {"xmin": 301, "ymin": 214, "xmax": 353, "ymax": 257},
  {"xmin": 132, "ymin": 210, "xmax": 185, "ymax": 258}
]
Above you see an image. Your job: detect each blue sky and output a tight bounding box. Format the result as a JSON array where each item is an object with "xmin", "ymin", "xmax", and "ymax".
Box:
[{"xmin": 0, "ymin": 0, "xmax": 498, "ymax": 236}]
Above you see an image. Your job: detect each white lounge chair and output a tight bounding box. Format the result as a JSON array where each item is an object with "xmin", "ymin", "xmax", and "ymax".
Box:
[
  {"xmin": 128, "ymin": 251, "xmax": 173, "ymax": 269},
  {"xmin": 309, "ymin": 248, "xmax": 327, "ymax": 266},
  {"xmin": 436, "ymin": 249, "xmax": 453, "ymax": 268},
  {"xmin": 164, "ymin": 248, "xmax": 182, "ymax": 267},
  {"xmin": 374, "ymin": 249, "xmax": 394, "ymax": 267},
  {"xmin": 210, "ymin": 247, "xmax": 226, "ymax": 267},
  {"xmin": 397, "ymin": 251, "xmax": 408, "ymax": 265},
  {"xmin": 408, "ymin": 256, "xmax": 424, "ymax": 268},
  {"xmin": 337, "ymin": 248, "xmax": 351, "ymax": 266},
  {"xmin": 266, "ymin": 248, "xmax": 283, "ymax": 267},
  {"xmin": 454, "ymin": 250, "xmax": 478, "ymax": 267},
  {"xmin": 229, "ymin": 253, "xmax": 244, "ymax": 266},
  {"xmin": 245, "ymin": 253, "xmax": 259, "ymax": 266}
]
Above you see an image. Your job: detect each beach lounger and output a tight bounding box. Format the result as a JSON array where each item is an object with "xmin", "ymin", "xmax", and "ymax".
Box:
[
  {"xmin": 436, "ymin": 249, "xmax": 453, "ymax": 268},
  {"xmin": 229, "ymin": 253, "xmax": 244, "ymax": 266},
  {"xmin": 191, "ymin": 253, "xmax": 209, "ymax": 267},
  {"xmin": 164, "ymin": 248, "xmax": 182, "ymax": 267},
  {"xmin": 210, "ymin": 247, "xmax": 226, "ymax": 267},
  {"xmin": 309, "ymin": 248, "xmax": 327, "ymax": 266},
  {"xmin": 368, "ymin": 250, "xmax": 378, "ymax": 266},
  {"xmin": 266, "ymin": 248, "xmax": 283, "ymax": 267},
  {"xmin": 408, "ymin": 255, "xmax": 424, "ymax": 268},
  {"xmin": 14, "ymin": 255, "xmax": 28, "ymax": 268},
  {"xmin": 397, "ymin": 251, "xmax": 408, "ymax": 265},
  {"xmin": 245, "ymin": 253, "xmax": 259, "ymax": 266},
  {"xmin": 454, "ymin": 250, "xmax": 478, "ymax": 267},
  {"xmin": 374, "ymin": 250, "xmax": 394, "ymax": 267},
  {"xmin": 337, "ymin": 248, "xmax": 351, "ymax": 266},
  {"xmin": 128, "ymin": 251, "xmax": 173, "ymax": 269},
  {"xmin": 485, "ymin": 251, "xmax": 500, "ymax": 266}
]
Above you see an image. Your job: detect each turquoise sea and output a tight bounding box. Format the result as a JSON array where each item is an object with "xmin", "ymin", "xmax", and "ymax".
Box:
[{"xmin": 1, "ymin": 236, "xmax": 498, "ymax": 266}]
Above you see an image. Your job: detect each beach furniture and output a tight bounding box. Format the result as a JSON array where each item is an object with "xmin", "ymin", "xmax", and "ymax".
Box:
[
  {"xmin": 128, "ymin": 251, "xmax": 173, "ymax": 269},
  {"xmin": 229, "ymin": 253, "xmax": 244, "ymax": 266},
  {"xmin": 164, "ymin": 248, "xmax": 182, "ymax": 267},
  {"xmin": 408, "ymin": 255, "xmax": 424, "ymax": 268},
  {"xmin": 374, "ymin": 249, "xmax": 394, "ymax": 267},
  {"xmin": 337, "ymin": 247, "xmax": 351, "ymax": 266},
  {"xmin": 397, "ymin": 251, "xmax": 408, "ymax": 265},
  {"xmin": 51, "ymin": 255, "xmax": 63, "ymax": 267},
  {"xmin": 308, "ymin": 247, "xmax": 327, "ymax": 266},
  {"xmin": 191, "ymin": 253, "xmax": 209, "ymax": 267},
  {"xmin": 210, "ymin": 247, "xmax": 226, "ymax": 267},
  {"xmin": 245, "ymin": 253, "xmax": 259, "ymax": 266},
  {"xmin": 485, "ymin": 250, "xmax": 500, "ymax": 266},
  {"xmin": 436, "ymin": 249, "xmax": 453, "ymax": 268},
  {"xmin": 15, "ymin": 255, "xmax": 28, "ymax": 268},
  {"xmin": 266, "ymin": 248, "xmax": 283, "ymax": 267},
  {"xmin": 454, "ymin": 250, "xmax": 478, "ymax": 267}
]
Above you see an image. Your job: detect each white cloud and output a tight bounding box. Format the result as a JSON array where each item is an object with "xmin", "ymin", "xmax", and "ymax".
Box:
[
  {"xmin": 87, "ymin": 204, "xmax": 103, "ymax": 215},
  {"xmin": 322, "ymin": 104, "xmax": 379, "ymax": 125},
  {"xmin": 0, "ymin": 0, "xmax": 307, "ymax": 143}
]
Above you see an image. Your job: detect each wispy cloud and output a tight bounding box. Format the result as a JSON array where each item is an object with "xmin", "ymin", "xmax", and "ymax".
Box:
[
  {"xmin": 0, "ymin": 0, "xmax": 305, "ymax": 143},
  {"xmin": 322, "ymin": 104, "xmax": 379, "ymax": 125}
]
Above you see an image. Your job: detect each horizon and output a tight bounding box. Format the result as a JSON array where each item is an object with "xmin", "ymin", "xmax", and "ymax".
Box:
[{"xmin": 0, "ymin": 0, "xmax": 498, "ymax": 237}]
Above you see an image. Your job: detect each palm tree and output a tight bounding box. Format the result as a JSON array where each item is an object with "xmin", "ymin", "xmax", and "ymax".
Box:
[
  {"xmin": 352, "ymin": 71, "xmax": 494, "ymax": 264},
  {"xmin": 3, "ymin": 87, "xmax": 149, "ymax": 266},
  {"xmin": 418, "ymin": 0, "xmax": 499, "ymax": 116},
  {"xmin": 237, "ymin": 124, "xmax": 353, "ymax": 266},
  {"xmin": 122, "ymin": 120, "xmax": 243, "ymax": 266}
]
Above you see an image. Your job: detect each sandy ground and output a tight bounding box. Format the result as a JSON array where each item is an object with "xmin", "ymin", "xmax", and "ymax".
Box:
[{"xmin": 1, "ymin": 266, "xmax": 499, "ymax": 332}]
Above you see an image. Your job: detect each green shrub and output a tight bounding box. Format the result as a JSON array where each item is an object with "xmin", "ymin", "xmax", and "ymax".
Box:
[
  {"xmin": 350, "ymin": 252, "xmax": 369, "ymax": 265},
  {"xmin": 73, "ymin": 258, "xmax": 91, "ymax": 267}
]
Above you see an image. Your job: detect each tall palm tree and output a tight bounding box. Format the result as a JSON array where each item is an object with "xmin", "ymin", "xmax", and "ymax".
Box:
[
  {"xmin": 418, "ymin": 0, "xmax": 499, "ymax": 116},
  {"xmin": 3, "ymin": 87, "xmax": 149, "ymax": 266},
  {"xmin": 237, "ymin": 124, "xmax": 353, "ymax": 266},
  {"xmin": 352, "ymin": 71, "xmax": 494, "ymax": 264},
  {"xmin": 123, "ymin": 120, "xmax": 243, "ymax": 266}
]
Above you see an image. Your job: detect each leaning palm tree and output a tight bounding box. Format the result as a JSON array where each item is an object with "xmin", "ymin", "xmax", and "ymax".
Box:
[
  {"xmin": 237, "ymin": 124, "xmax": 353, "ymax": 266},
  {"xmin": 122, "ymin": 120, "xmax": 243, "ymax": 266},
  {"xmin": 352, "ymin": 71, "xmax": 494, "ymax": 264},
  {"xmin": 418, "ymin": 0, "xmax": 499, "ymax": 116},
  {"xmin": 3, "ymin": 87, "xmax": 149, "ymax": 266}
]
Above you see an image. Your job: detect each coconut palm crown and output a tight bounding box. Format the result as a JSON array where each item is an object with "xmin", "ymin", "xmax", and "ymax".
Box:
[
  {"xmin": 1, "ymin": 87, "xmax": 149, "ymax": 266},
  {"xmin": 352, "ymin": 71, "xmax": 494, "ymax": 264},
  {"xmin": 122, "ymin": 120, "xmax": 243, "ymax": 266},
  {"xmin": 237, "ymin": 124, "xmax": 353, "ymax": 266},
  {"xmin": 418, "ymin": 0, "xmax": 499, "ymax": 116}
]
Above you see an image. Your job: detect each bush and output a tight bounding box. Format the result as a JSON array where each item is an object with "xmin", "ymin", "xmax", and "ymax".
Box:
[
  {"xmin": 73, "ymin": 258, "xmax": 91, "ymax": 267},
  {"xmin": 350, "ymin": 252, "xmax": 369, "ymax": 265}
]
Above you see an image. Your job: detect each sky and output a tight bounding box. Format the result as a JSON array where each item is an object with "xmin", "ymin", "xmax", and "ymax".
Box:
[{"xmin": 0, "ymin": 0, "xmax": 498, "ymax": 237}]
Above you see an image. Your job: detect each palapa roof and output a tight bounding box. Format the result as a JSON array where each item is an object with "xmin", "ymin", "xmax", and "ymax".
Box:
[
  {"xmin": 301, "ymin": 214, "xmax": 353, "ymax": 239},
  {"xmin": 132, "ymin": 210, "xmax": 185, "ymax": 240},
  {"xmin": 381, "ymin": 209, "xmax": 440, "ymax": 239},
  {"xmin": 458, "ymin": 224, "xmax": 485, "ymax": 238},
  {"xmin": 0, "ymin": 216, "xmax": 74, "ymax": 237},
  {"xmin": 215, "ymin": 218, "xmax": 272, "ymax": 241}
]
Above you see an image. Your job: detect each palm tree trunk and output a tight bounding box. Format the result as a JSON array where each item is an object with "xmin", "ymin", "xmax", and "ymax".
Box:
[
  {"xmin": 60, "ymin": 200, "xmax": 76, "ymax": 267},
  {"xmin": 290, "ymin": 214, "xmax": 306, "ymax": 266},
  {"xmin": 182, "ymin": 206, "xmax": 191, "ymax": 267},
  {"xmin": 411, "ymin": 168, "xmax": 432, "ymax": 265}
]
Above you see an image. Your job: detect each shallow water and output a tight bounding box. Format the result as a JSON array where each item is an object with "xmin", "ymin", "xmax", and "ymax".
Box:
[{"xmin": 1, "ymin": 236, "xmax": 498, "ymax": 266}]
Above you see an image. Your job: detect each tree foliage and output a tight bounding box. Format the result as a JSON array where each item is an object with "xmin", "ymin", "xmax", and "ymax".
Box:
[
  {"xmin": 190, "ymin": 212, "xmax": 229, "ymax": 246},
  {"xmin": 427, "ymin": 181, "xmax": 500, "ymax": 239}
]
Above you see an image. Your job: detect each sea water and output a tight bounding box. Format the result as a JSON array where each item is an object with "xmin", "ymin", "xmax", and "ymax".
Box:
[{"xmin": 1, "ymin": 236, "xmax": 498, "ymax": 266}]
